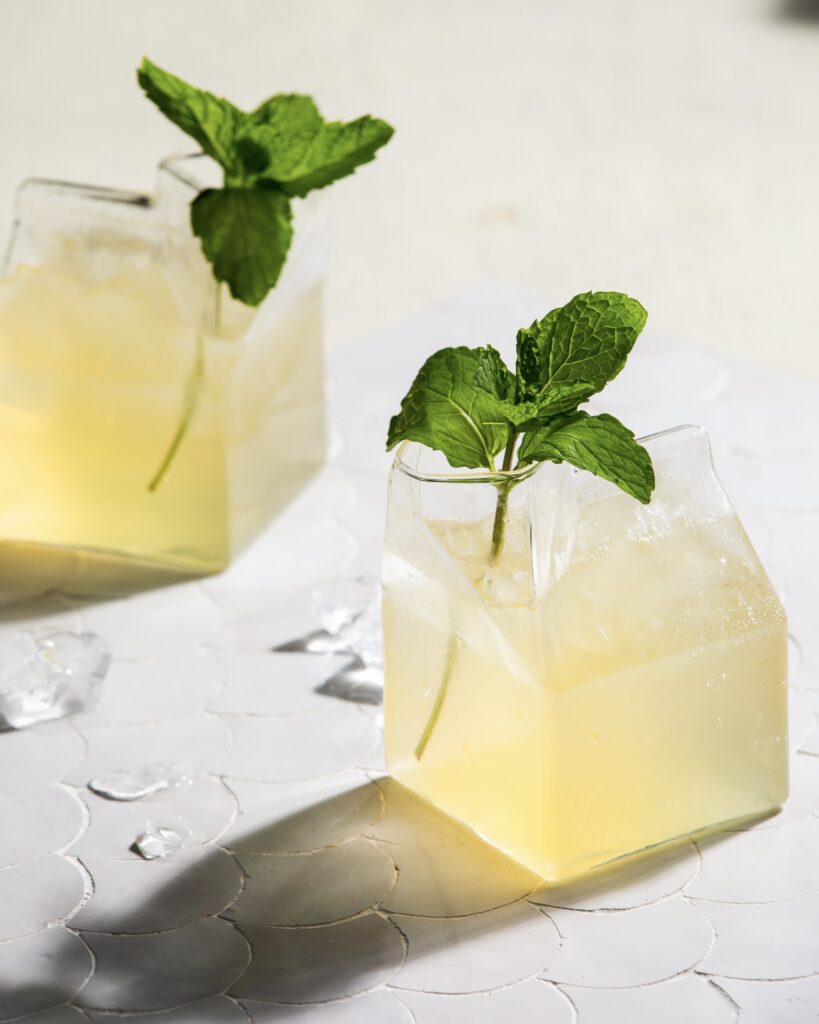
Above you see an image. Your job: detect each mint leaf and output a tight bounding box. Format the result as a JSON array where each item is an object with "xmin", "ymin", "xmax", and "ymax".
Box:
[
  {"xmin": 500, "ymin": 379, "xmax": 598, "ymax": 429},
  {"xmin": 239, "ymin": 115, "xmax": 394, "ymax": 197},
  {"xmin": 137, "ymin": 59, "xmax": 243, "ymax": 176},
  {"xmin": 517, "ymin": 411, "xmax": 655, "ymax": 503},
  {"xmin": 387, "ymin": 347, "xmax": 512, "ymax": 470},
  {"xmin": 516, "ymin": 292, "xmax": 647, "ymax": 402},
  {"xmin": 139, "ymin": 60, "xmax": 394, "ymax": 307},
  {"xmin": 235, "ymin": 95, "xmax": 323, "ymax": 181},
  {"xmin": 474, "ymin": 345, "xmax": 515, "ymax": 401},
  {"xmin": 190, "ymin": 188, "xmax": 293, "ymax": 306}
]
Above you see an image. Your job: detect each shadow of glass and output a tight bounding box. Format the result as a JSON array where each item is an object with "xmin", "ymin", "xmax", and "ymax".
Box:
[
  {"xmin": 40, "ymin": 774, "xmax": 747, "ymax": 1013},
  {"xmin": 779, "ymin": 0, "xmax": 819, "ymax": 22}
]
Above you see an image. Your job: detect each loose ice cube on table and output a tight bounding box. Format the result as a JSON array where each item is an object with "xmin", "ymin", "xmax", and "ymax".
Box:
[
  {"xmin": 0, "ymin": 630, "xmax": 110, "ymax": 729},
  {"xmin": 133, "ymin": 823, "xmax": 188, "ymax": 860}
]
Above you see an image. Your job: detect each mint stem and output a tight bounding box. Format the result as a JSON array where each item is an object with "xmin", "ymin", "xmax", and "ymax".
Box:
[
  {"xmin": 414, "ymin": 430, "xmax": 519, "ymax": 761},
  {"xmin": 489, "ymin": 431, "xmax": 518, "ymax": 563},
  {"xmin": 147, "ymin": 333, "xmax": 205, "ymax": 492},
  {"xmin": 414, "ymin": 630, "xmax": 458, "ymax": 760}
]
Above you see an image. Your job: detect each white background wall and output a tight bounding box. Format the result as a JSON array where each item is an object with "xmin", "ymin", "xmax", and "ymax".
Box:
[{"xmin": 1, "ymin": 0, "xmax": 818, "ymax": 375}]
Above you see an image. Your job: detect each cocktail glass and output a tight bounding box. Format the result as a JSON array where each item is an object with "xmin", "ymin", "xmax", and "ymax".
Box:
[
  {"xmin": 383, "ymin": 426, "xmax": 788, "ymax": 881},
  {"xmin": 0, "ymin": 154, "xmax": 326, "ymax": 600}
]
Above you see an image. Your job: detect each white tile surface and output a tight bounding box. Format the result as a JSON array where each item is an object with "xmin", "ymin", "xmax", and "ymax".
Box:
[
  {"xmin": 242, "ymin": 991, "xmax": 412, "ymax": 1023},
  {"xmin": 397, "ymin": 980, "xmax": 573, "ymax": 1023},
  {"xmin": 695, "ymin": 892, "xmax": 819, "ymax": 979},
  {"xmin": 207, "ymin": 651, "xmax": 351, "ymax": 716},
  {"xmin": 689, "ymin": 816, "xmax": 819, "ymax": 903},
  {"xmin": 85, "ymin": 652, "xmax": 225, "ymax": 726},
  {"xmin": 66, "ymin": 714, "xmax": 231, "ymax": 785},
  {"xmin": 70, "ymin": 775, "xmax": 237, "ymax": 861},
  {"xmin": 543, "ymin": 897, "xmax": 713, "ymax": 988},
  {"xmin": 715, "ymin": 975, "xmax": 819, "ymax": 1023},
  {"xmin": 0, "ymin": 855, "xmax": 86, "ymax": 940},
  {"xmin": 0, "ymin": 287, "xmax": 816, "ymax": 1019},
  {"xmin": 563, "ymin": 976, "xmax": 734, "ymax": 1023},
  {"xmin": 219, "ymin": 705, "xmax": 378, "ymax": 782},
  {"xmin": 79, "ymin": 585, "xmax": 221, "ymax": 660},
  {"xmin": 221, "ymin": 773, "xmax": 382, "ymax": 854},
  {"xmin": 72, "ymin": 847, "xmax": 243, "ymax": 932},
  {"xmin": 391, "ymin": 902, "xmax": 560, "ymax": 994},
  {"xmin": 0, "ymin": 785, "xmax": 84, "ymax": 867},
  {"xmin": 0, "ymin": 722, "xmax": 85, "ymax": 797}
]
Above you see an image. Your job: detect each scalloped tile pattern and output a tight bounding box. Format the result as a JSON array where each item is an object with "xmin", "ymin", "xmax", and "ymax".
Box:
[{"xmin": 0, "ymin": 286, "xmax": 816, "ymax": 1019}]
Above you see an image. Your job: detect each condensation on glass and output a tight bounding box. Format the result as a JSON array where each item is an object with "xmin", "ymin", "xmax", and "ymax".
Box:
[
  {"xmin": 382, "ymin": 427, "xmax": 788, "ymax": 882},
  {"xmin": 0, "ymin": 154, "xmax": 326, "ymax": 600}
]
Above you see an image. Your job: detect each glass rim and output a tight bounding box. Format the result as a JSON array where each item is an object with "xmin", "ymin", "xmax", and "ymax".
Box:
[{"xmin": 392, "ymin": 425, "xmax": 701, "ymax": 485}]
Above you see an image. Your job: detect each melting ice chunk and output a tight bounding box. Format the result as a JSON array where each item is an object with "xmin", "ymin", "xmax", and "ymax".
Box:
[
  {"xmin": 133, "ymin": 823, "xmax": 188, "ymax": 860},
  {"xmin": 311, "ymin": 577, "xmax": 376, "ymax": 636},
  {"xmin": 316, "ymin": 664, "xmax": 384, "ymax": 705},
  {"xmin": 310, "ymin": 578, "xmax": 383, "ymax": 668},
  {"xmin": 0, "ymin": 629, "xmax": 111, "ymax": 729},
  {"xmin": 88, "ymin": 762, "xmax": 193, "ymax": 801}
]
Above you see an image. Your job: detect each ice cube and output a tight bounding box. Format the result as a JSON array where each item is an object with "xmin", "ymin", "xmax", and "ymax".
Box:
[
  {"xmin": 310, "ymin": 577, "xmax": 376, "ymax": 636},
  {"xmin": 341, "ymin": 595, "xmax": 383, "ymax": 670},
  {"xmin": 309, "ymin": 578, "xmax": 383, "ymax": 670},
  {"xmin": 0, "ymin": 629, "xmax": 110, "ymax": 729},
  {"xmin": 315, "ymin": 664, "xmax": 383, "ymax": 705},
  {"xmin": 133, "ymin": 823, "xmax": 188, "ymax": 860},
  {"xmin": 88, "ymin": 762, "xmax": 192, "ymax": 801}
]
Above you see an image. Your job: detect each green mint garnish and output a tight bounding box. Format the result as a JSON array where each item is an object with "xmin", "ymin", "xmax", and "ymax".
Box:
[
  {"xmin": 137, "ymin": 60, "xmax": 392, "ymax": 493},
  {"xmin": 387, "ymin": 291, "xmax": 655, "ymax": 761},
  {"xmin": 138, "ymin": 58, "xmax": 394, "ymax": 306},
  {"xmin": 387, "ymin": 291, "xmax": 654, "ymax": 508}
]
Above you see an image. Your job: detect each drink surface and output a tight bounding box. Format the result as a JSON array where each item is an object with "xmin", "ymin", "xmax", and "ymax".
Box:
[
  {"xmin": 0, "ymin": 252, "xmax": 324, "ymax": 598},
  {"xmin": 384, "ymin": 484, "xmax": 788, "ymax": 881}
]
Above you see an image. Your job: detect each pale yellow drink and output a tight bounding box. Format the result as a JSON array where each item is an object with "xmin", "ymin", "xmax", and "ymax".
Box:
[
  {"xmin": 383, "ymin": 433, "xmax": 788, "ymax": 881},
  {"xmin": 0, "ymin": 167, "xmax": 325, "ymax": 599}
]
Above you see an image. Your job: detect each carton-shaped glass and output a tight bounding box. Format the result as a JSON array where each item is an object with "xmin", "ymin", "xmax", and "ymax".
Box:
[
  {"xmin": 383, "ymin": 426, "xmax": 788, "ymax": 881},
  {"xmin": 0, "ymin": 155, "xmax": 326, "ymax": 599}
]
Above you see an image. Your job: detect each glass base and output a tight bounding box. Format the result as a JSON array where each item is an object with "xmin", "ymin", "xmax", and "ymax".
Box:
[{"xmin": 0, "ymin": 539, "xmax": 215, "ymax": 604}]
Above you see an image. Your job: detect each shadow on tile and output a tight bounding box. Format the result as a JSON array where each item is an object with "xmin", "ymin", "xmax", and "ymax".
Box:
[
  {"xmin": 779, "ymin": 0, "xmax": 819, "ymax": 22},
  {"xmin": 39, "ymin": 778, "xmax": 757, "ymax": 1012}
]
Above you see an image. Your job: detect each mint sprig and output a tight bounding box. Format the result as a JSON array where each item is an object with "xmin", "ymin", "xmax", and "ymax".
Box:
[
  {"xmin": 388, "ymin": 291, "xmax": 655, "ymax": 761},
  {"xmin": 387, "ymin": 291, "xmax": 654, "ymax": 514},
  {"xmin": 138, "ymin": 58, "xmax": 394, "ymax": 306}
]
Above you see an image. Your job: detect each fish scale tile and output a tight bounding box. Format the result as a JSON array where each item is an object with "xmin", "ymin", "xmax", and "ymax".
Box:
[
  {"xmin": 0, "ymin": 287, "xmax": 816, "ymax": 1020},
  {"xmin": 396, "ymin": 979, "xmax": 574, "ymax": 1023},
  {"xmin": 541, "ymin": 897, "xmax": 714, "ymax": 988},
  {"xmin": 71, "ymin": 847, "xmax": 244, "ymax": 932},
  {"xmin": 0, "ymin": 785, "xmax": 84, "ymax": 866},
  {"xmin": 390, "ymin": 901, "xmax": 560, "ymax": 994},
  {"xmin": 69, "ymin": 775, "xmax": 237, "ymax": 860},
  {"xmin": 230, "ymin": 914, "xmax": 406, "ymax": 1003},
  {"xmin": 225, "ymin": 840, "xmax": 396, "ymax": 926},
  {"xmin": 0, "ymin": 928, "xmax": 93, "ymax": 1021},
  {"xmin": 561, "ymin": 975, "xmax": 735, "ymax": 1023},
  {"xmin": 76, "ymin": 918, "xmax": 251, "ymax": 1012},
  {"xmin": 219, "ymin": 705, "xmax": 378, "ymax": 782},
  {"xmin": 0, "ymin": 855, "xmax": 87, "ymax": 940}
]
